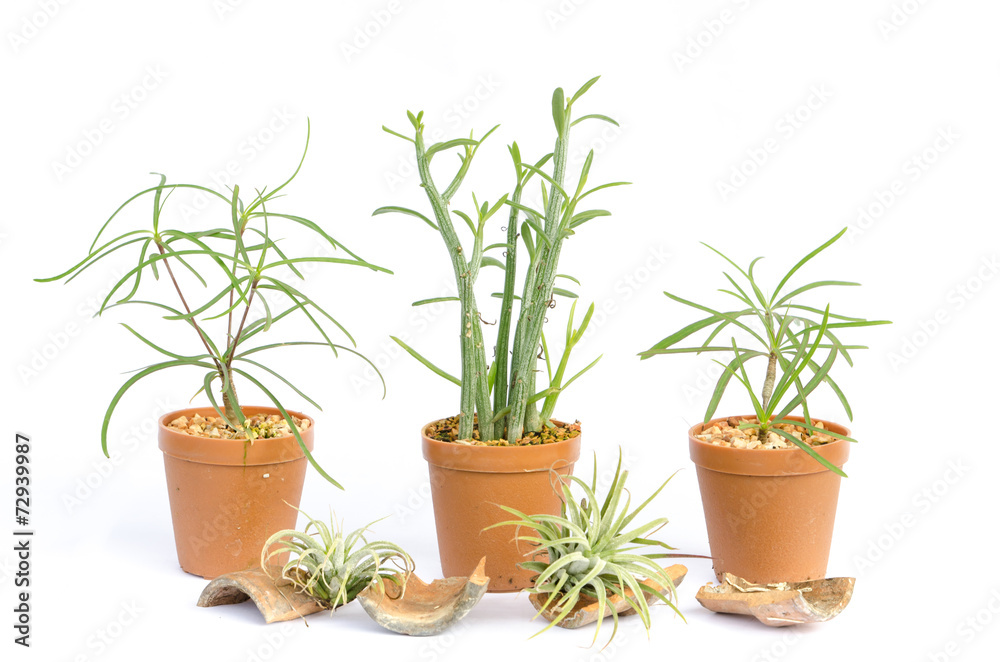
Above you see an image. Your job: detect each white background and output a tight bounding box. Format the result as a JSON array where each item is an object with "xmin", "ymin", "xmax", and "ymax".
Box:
[{"xmin": 3, "ymin": 1, "xmax": 999, "ymax": 660}]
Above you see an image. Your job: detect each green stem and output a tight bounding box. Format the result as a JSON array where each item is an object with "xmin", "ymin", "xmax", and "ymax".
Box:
[
  {"xmin": 507, "ymin": 105, "xmax": 571, "ymax": 440},
  {"xmin": 492, "ymin": 181, "xmax": 524, "ymax": 435},
  {"xmin": 414, "ymin": 132, "xmax": 491, "ymax": 441},
  {"xmin": 761, "ymin": 351, "xmax": 777, "ymax": 414}
]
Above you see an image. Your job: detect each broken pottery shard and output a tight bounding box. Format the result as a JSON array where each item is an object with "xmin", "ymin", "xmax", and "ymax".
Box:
[
  {"xmin": 696, "ymin": 572, "xmax": 855, "ymax": 627},
  {"xmin": 197, "ymin": 566, "xmax": 326, "ymax": 623},
  {"xmin": 357, "ymin": 557, "xmax": 490, "ymax": 636},
  {"xmin": 529, "ymin": 564, "xmax": 688, "ymax": 630}
]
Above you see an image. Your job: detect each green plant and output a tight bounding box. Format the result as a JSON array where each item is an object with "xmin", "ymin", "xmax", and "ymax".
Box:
[
  {"xmin": 638, "ymin": 228, "xmax": 890, "ymax": 475},
  {"xmin": 488, "ymin": 451, "xmax": 686, "ymax": 645},
  {"xmin": 36, "ymin": 121, "xmax": 389, "ymax": 488},
  {"xmin": 262, "ymin": 510, "xmax": 413, "ymax": 610},
  {"xmin": 376, "ymin": 77, "xmax": 623, "ymax": 443}
]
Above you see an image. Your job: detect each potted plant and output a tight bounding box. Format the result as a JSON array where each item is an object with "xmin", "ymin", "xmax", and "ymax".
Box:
[
  {"xmin": 489, "ymin": 451, "xmax": 689, "ymax": 646},
  {"xmin": 375, "ymin": 77, "xmax": 623, "ymax": 590},
  {"xmin": 638, "ymin": 228, "xmax": 889, "ymax": 583},
  {"xmin": 37, "ymin": 121, "xmax": 390, "ymax": 578}
]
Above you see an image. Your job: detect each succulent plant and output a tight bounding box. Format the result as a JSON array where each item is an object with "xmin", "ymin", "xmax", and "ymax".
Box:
[
  {"xmin": 261, "ymin": 510, "xmax": 413, "ymax": 610},
  {"xmin": 490, "ymin": 451, "xmax": 686, "ymax": 644},
  {"xmin": 376, "ymin": 77, "xmax": 623, "ymax": 443}
]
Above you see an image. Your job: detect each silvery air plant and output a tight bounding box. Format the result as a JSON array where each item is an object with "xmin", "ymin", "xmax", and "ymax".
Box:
[
  {"xmin": 376, "ymin": 76, "xmax": 624, "ymax": 442},
  {"xmin": 489, "ymin": 451, "xmax": 688, "ymax": 645},
  {"xmin": 262, "ymin": 510, "xmax": 413, "ymax": 610}
]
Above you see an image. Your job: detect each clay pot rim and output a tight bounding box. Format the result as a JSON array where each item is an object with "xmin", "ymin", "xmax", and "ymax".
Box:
[
  {"xmin": 688, "ymin": 415, "xmax": 851, "ymax": 477},
  {"xmin": 421, "ymin": 417, "xmax": 582, "ymax": 474},
  {"xmin": 158, "ymin": 405, "xmax": 315, "ymax": 467}
]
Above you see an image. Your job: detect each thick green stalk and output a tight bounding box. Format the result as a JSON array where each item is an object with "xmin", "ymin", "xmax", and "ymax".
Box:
[
  {"xmin": 507, "ymin": 106, "xmax": 572, "ymax": 441},
  {"xmin": 524, "ymin": 368, "xmax": 540, "ymax": 431},
  {"xmin": 414, "ymin": 132, "xmax": 489, "ymax": 440},
  {"xmin": 491, "ymin": 184, "xmax": 524, "ymax": 435}
]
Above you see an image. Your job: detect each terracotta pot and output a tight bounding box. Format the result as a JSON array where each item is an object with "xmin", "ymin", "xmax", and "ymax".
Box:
[
  {"xmin": 421, "ymin": 420, "xmax": 582, "ymax": 592},
  {"xmin": 158, "ymin": 406, "xmax": 314, "ymax": 579},
  {"xmin": 689, "ymin": 415, "xmax": 850, "ymax": 584}
]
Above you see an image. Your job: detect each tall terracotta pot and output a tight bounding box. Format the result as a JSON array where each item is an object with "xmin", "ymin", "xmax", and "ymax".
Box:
[
  {"xmin": 158, "ymin": 406, "xmax": 313, "ymax": 579},
  {"xmin": 422, "ymin": 421, "xmax": 582, "ymax": 592},
  {"xmin": 689, "ymin": 415, "xmax": 850, "ymax": 584}
]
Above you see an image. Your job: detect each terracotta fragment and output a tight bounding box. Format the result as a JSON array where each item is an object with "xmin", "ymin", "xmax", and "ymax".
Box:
[
  {"xmin": 528, "ymin": 564, "xmax": 688, "ymax": 629},
  {"xmin": 696, "ymin": 572, "xmax": 855, "ymax": 626},
  {"xmin": 357, "ymin": 557, "xmax": 490, "ymax": 636},
  {"xmin": 197, "ymin": 565, "xmax": 325, "ymax": 623}
]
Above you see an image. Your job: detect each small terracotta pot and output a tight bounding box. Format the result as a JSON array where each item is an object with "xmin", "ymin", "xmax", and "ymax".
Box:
[
  {"xmin": 421, "ymin": 420, "xmax": 582, "ymax": 593},
  {"xmin": 158, "ymin": 406, "xmax": 314, "ymax": 579},
  {"xmin": 689, "ymin": 415, "xmax": 850, "ymax": 584}
]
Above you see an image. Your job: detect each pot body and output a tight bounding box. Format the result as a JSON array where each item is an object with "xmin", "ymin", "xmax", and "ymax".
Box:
[
  {"xmin": 421, "ymin": 421, "xmax": 582, "ymax": 592},
  {"xmin": 158, "ymin": 406, "xmax": 314, "ymax": 579},
  {"xmin": 689, "ymin": 415, "xmax": 850, "ymax": 584}
]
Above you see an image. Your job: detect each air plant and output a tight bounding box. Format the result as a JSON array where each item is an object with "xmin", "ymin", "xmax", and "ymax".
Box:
[
  {"xmin": 489, "ymin": 451, "xmax": 687, "ymax": 645},
  {"xmin": 36, "ymin": 121, "xmax": 389, "ymax": 487},
  {"xmin": 639, "ymin": 228, "xmax": 891, "ymax": 475},
  {"xmin": 261, "ymin": 510, "xmax": 413, "ymax": 610},
  {"xmin": 376, "ymin": 77, "xmax": 623, "ymax": 443}
]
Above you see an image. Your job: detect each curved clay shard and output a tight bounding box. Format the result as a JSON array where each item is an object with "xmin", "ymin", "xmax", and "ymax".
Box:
[
  {"xmin": 696, "ymin": 572, "xmax": 855, "ymax": 627},
  {"xmin": 528, "ymin": 564, "xmax": 688, "ymax": 629},
  {"xmin": 357, "ymin": 557, "xmax": 490, "ymax": 636},
  {"xmin": 197, "ymin": 566, "xmax": 326, "ymax": 623}
]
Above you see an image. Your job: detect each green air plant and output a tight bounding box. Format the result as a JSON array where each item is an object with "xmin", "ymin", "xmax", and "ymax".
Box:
[
  {"xmin": 488, "ymin": 451, "xmax": 687, "ymax": 645},
  {"xmin": 638, "ymin": 228, "xmax": 891, "ymax": 476},
  {"xmin": 376, "ymin": 77, "xmax": 623, "ymax": 443},
  {"xmin": 262, "ymin": 510, "xmax": 413, "ymax": 610},
  {"xmin": 36, "ymin": 121, "xmax": 390, "ymax": 488}
]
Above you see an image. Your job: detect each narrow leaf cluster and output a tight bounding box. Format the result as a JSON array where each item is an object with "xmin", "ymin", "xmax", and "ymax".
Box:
[
  {"xmin": 639, "ymin": 228, "xmax": 891, "ymax": 475},
  {"xmin": 37, "ymin": 121, "xmax": 389, "ymax": 487}
]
